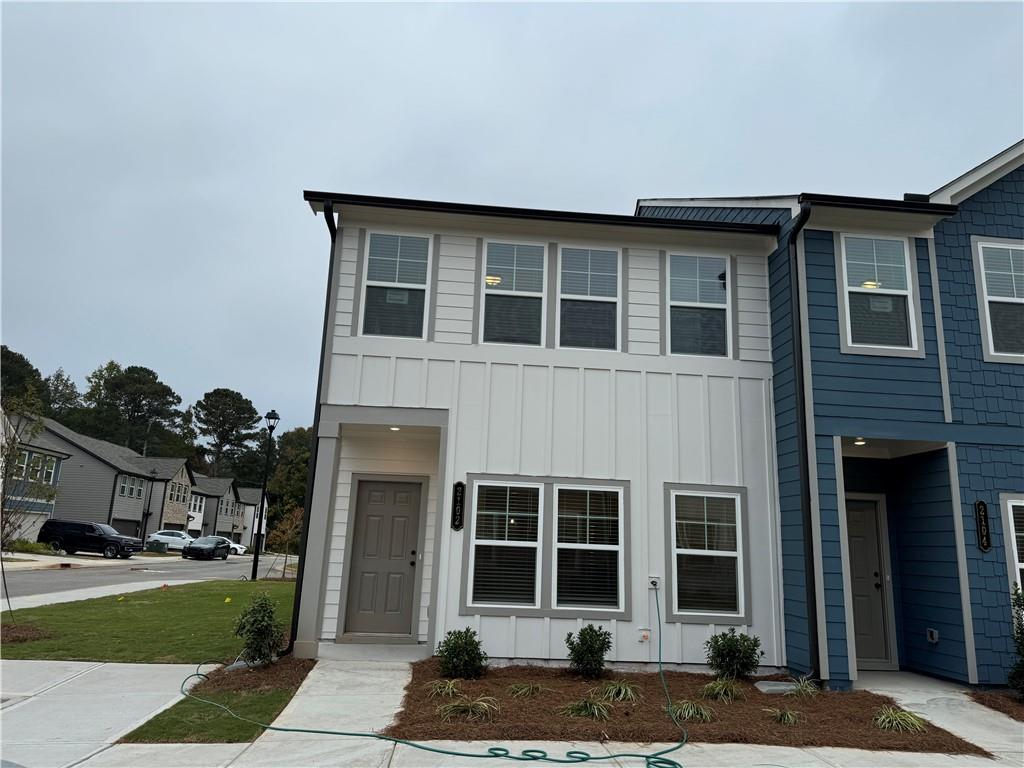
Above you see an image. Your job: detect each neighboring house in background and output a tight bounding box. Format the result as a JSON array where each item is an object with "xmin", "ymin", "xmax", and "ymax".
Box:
[
  {"xmin": 294, "ymin": 141, "xmax": 1023, "ymax": 690},
  {"xmin": 192, "ymin": 475, "xmax": 242, "ymax": 540},
  {"xmin": 27, "ymin": 418, "xmax": 192, "ymax": 539},
  {"xmin": 2, "ymin": 413, "xmax": 69, "ymax": 542},
  {"xmin": 145, "ymin": 458, "xmax": 196, "ymax": 532},
  {"xmin": 237, "ymin": 486, "xmax": 268, "ymax": 550}
]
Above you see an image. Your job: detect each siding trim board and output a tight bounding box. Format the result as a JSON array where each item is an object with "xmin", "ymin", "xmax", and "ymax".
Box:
[
  {"xmin": 833, "ymin": 437, "xmax": 859, "ymax": 680},
  {"xmin": 947, "ymin": 444, "xmax": 979, "ymax": 684},
  {"xmin": 925, "ymin": 238, "xmax": 953, "ymax": 421}
]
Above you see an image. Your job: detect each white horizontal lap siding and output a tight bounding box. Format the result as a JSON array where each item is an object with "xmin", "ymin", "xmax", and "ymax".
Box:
[
  {"xmin": 432, "ymin": 235, "xmax": 476, "ymax": 344},
  {"xmin": 320, "ymin": 429, "xmax": 440, "ymax": 641},
  {"xmin": 333, "ymin": 228, "xmax": 361, "ymax": 337},
  {"xmin": 735, "ymin": 255, "xmax": 771, "ymax": 362},
  {"xmin": 627, "ymin": 248, "xmax": 662, "ymax": 355}
]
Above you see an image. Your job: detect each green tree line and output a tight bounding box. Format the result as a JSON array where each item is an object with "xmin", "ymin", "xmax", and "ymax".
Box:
[{"xmin": 1, "ymin": 345, "xmax": 311, "ymax": 529}]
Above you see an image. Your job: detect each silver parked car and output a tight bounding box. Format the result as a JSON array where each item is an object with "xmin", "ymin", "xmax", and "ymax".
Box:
[{"xmin": 146, "ymin": 529, "xmax": 194, "ymax": 551}]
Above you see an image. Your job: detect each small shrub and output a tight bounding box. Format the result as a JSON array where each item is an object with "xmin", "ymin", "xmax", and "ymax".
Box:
[
  {"xmin": 765, "ymin": 707, "xmax": 801, "ymax": 726},
  {"xmin": 704, "ymin": 628, "xmax": 763, "ymax": 680},
  {"xmin": 436, "ymin": 695, "xmax": 499, "ymax": 722},
  {"xmin": 785, "ymin": 675, "xmax": 819, "ymax": 698},
  {"xmin": 1010, "ymin": 584, "xmax": 1024, "ymax": 700},
  {"xmin": 425, "ymin": 679, "xmax": 461, "ymax": 698},
  {"xmin": 233, "ymin": 591, "xmax": 284, "ymax": 665},
  {"xmin": 507, "ymin": 682, "xmax": 548, "ymax": 698},
  {"xmin": 873, "ymin": 706, "xmax": 926, "ymax": 733},
  {"xmin": 436, "ymin": 628, "xmax": 488, "ymax": 679},
  {"xmin": 7, "ymin": 539, "xmax": 50, "ymax": 554},
  {"xmin": 666, "ymin": 699, "xmax": 714, "ymax": 723},
  {"xmin": 701, "ymin": 677, "xmax": 744, "ymax": 703},
  {"xmin": 596, "ymin": 679, "xmax": 642, "ymax": 703},
  {"xmin": 565, "ymin": 624, "xmax": 613, "ymax": 680},
  {"xmin": 558, "ymin": 695, "xmax": 611, "ymax": 721}
]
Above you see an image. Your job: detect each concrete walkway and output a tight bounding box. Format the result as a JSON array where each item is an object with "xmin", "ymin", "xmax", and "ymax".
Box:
[
  {"xmin": 1, "ymin": 554, "xmax": 125, "ymax": 572},
  {"xmin": 75, "ymin": 661, "xmax": 1020, "ymax": 768},
  {"xmin": 3, "ymin": 579, "xmax": 202, "ymax": 611},
  {"xmin": 0, "ymin": 660, "xmax": 214, "ymax": 768}
]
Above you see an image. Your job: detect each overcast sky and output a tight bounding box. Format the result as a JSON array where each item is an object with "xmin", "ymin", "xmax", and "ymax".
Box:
[{"xmin": 3, "ymin": 2, "xmax": 1022, "ymax": 431}]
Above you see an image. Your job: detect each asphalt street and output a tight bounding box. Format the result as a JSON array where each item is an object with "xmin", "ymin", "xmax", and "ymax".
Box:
[{"xmin": 0, "ymin": 552, "xmax": 293, "ymax": 599}]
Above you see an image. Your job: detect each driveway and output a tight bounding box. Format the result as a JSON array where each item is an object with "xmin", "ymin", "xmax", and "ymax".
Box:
[{"xmin": 0, "ymin": 660, "xmax": 212, "ymax": 768}]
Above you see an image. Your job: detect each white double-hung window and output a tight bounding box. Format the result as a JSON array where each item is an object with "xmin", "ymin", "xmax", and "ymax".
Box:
[
  {"xmin": 559, "ymin": 247, "xmax": 619, "ymax": 350},
  {"xmin": 839, "ymin": 235, "xmax": 919, "ymax": 352},
  {"xmin": 361, "ymin": 233, "xmax": 431, "ymax": 338},
  {"xmin": 668, "ymin": 254, "xmax": 730, "ymax": 356},
  {"xmin": 975, "ymin": 241, "xmax": 1024, "ymax": 361},
  {"xmin": 468, "ymin": 483, "xmax": 542, "ymax": 607},
  {"xmin": 554, "ymin": 487, "xmax": 623, "ymax": 609},
  {"xmin": 670, "ymin": 490, "xmax": 744, "ymax": 618},
  {"xmin": 482, "ymin": 242, "xmax": 545, "ymax": 345}
]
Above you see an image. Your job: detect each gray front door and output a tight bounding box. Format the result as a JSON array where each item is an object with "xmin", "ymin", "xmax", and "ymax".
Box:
[
  {"xmin": 345, "ymin": 481, "xmax": 420, "ymax": 635},
  {"xmin": 847, "ymin": 498, "xmax": 893, "ymax": 668}
]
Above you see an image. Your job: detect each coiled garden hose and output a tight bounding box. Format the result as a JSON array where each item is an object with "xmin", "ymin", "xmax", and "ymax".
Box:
[{"xmin": 181, "ymin": 583, "xmax": 687, "ymax": 766}]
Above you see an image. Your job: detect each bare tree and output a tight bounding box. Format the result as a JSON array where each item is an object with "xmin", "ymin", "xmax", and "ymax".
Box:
[
  {"xmin": 2, "ymin": 397, "xmax": 59, "ymax": 550},
  {"xmin": 266, "ymin": 504, "xmax": 303, "ymax": 577}
]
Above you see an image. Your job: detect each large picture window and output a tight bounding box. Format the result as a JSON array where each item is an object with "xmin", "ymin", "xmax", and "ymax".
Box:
[
  {"xmin": 668, "ymin": 254, "xmax": 729, "ymax": 356},
  {"xmin": 361, "ymin": 233, "xmax": 430, "ymax": 338},
  {"xmin": 839, "ymin": 235, "xmax": 918, "ymax": 352},
  {"xmin": 482, "ymin": 242, "xmax": 545, "ymax": 345},
  {"xmin": 468, "ymin": 483, "xmax": 542, "ymax": 607},
  {"xmin": 670, "ymin": 490, "xmax": 744, "ymax": 618},
  {"xmin": 554, "ymin": 487, "xmax": 623, "ymax": 609},
  {"xmin": 559, "ymin": 247, "xmax": 618, "ymax": 349},
  {"xmin": 976, "ymin": 241, "xmax": 1024, "ymax": 360}
]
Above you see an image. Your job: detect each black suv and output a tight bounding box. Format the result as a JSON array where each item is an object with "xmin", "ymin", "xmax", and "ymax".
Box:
[{"xmin": 37, "ymin": 519, "xmax": 144, "ymax": 559}]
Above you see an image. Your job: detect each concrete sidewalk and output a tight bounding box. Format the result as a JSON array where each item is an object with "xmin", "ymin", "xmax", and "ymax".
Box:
[
  {"xmin": 0, "ymin": 554, "xmax": 124, "ymax": 572},
  {"xmin": 4, "ymin": 579, "xmax": 202, "ymax": 611},
  {"xmin": 76, "ymin": 661, "xmax": 1019, "ymax": 768},
  {"xmin": 0, "ymin": 660, "xmax": 214, "ymax": 768}
]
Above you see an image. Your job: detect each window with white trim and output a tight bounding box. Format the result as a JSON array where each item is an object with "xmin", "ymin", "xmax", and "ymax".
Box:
[
  {"xmin": 1009, "ymin": 501, "xmax": 1024, "ymax": 588},
  {"xmin": 668, "ymin": 254, "xmax": 729, "ymax": 356},
  {"xmin": 559, "ymin": 247, "xmax": 618, "ymax": 349},
  {"xmin": 119, "ymin": 476, "xmax": 128, "ymax": 496},
  {"xmin": 840, "ymin": 235, "xmax": 917, "ymax": 350},
  {"xmin": 554, "ymin": 487, "xmax": 623, "ymax": 609},
  {"xmin": 469, "ymin": 483, "xmax": 541, "ymax": 607},
  {"xmin": 482, "ymin": 241, "xmax": 545, "ymax": 345},
  {"xmin": 977, "ymin": 242, "xmax": 1024, "ymax": 357},
  {"xmin": 42, "ymin": 457, "xmax": 56, "ymax": 484},
  {"xmin": 28, "ymin": 454, "xmax": 43, "ymax": 482},
  {"xmin": 361, "ymin": 233, "xmax": 430, "ymax": 338},
  {"xmin": 13, "ymin": 451, "xmax": 28, "ymax": 480},
  {"xmin": 671, "ymin": 491, "xmax": 743, "ymax": 615}
]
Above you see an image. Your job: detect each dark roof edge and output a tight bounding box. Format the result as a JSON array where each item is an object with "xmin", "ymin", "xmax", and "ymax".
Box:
[
  {"xmin": 798, "ymin": 193, "xmax": 957, "ymax": 216},
  {"xmin": 303, "ymin": 191, "xmax": 780, "ymax": 235}
]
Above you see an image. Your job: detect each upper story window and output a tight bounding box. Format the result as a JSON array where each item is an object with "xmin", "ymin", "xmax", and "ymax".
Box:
[
  {"xmin": 361, "ymin": 233, "xmax": 431, "ymax": 338},
  {"xmin": 839, "ymin": 235, "xmax": 920, "ymax": 354},
  {"xmin": 975, "ymin": 240, "xmax": 1024, "ymax": 362},
  {"xmin": 119, "ymin": 476, "xmax": 144, "ymax": 498},
  {"xmin": 13, "ymin": 451, "xmax": 28, "ymax": 480},
  {"xmin": 42, "ymin": 457, "xmax": 56, "ymax": 484},
  {"xmin": 559, "ymin": 247, "xmax": 618, "ymax": 350},
  {"xmin": 668, "ymin": 254, "xmax": 729, "ymax": 357},
  {"xmin": 482, "ymin": 241, "xmax": 545, "ymax": 345}
]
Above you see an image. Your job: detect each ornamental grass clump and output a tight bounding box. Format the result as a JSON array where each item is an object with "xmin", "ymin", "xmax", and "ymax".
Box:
[
  {"xmin": 704, "ymin": 628, "xmax": 763, "ymax": 680},
  {"xmin": 701, "ymin": 677, "xmax": 744, "ymax": 703},
  {"xmin": 873, "ymin": 705, "xmax": 926, "ymax": 733},
  {"xmin": 507, "ymin": 682, "xmax": 548, "ymax": 698},
  {"xmin": 764, "ymin": 707, "xmax": 801, "ymax": 726},
  {"xmin": 565, "ymin": 624, "xmax": 613, "ymax": 679},
  {"xmin": 558, "ymin": 695, "xmax": 611, "ymax": 721},
  {"xmin": 425, "ymin": 679, "xmax": 461, "ymax": 699},
  {"xmin": 596, "ymin": 679, "xmax": 642, "ymax": 703},
  {"xmin": 233, "ymin": 591, "xmax": 284, "ymax": 665},
  {"xmin": 666, "ymin": 699, "xmax": 714, "ymax": 723},
  {"xmin": 785, "ymin": 675, "xmax": 819, "ymax": 699},
  {"xmin": 436, "ymin": 695, "xmax": 499, "ymax": 723},
  {"xmin": 436, "ymin": 628, "xmax": 488, "ymax": 679}
]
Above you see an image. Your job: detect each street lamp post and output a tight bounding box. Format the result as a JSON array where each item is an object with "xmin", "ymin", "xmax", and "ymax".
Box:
[{"xmin": 250, "ymin": 410, "xmax": 279, "ymax": 581}]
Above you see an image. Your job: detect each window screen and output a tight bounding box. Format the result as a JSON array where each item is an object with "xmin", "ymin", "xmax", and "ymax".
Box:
[
  {"xmin": 980, "ymin": 245, "xmax": 1024, "ymax": 355},
  {"xmin": 555, "ymin": 488, "xmax": 621, "ymax": 608},
  {"xmin": 470, "ymin": 484, "xmax": 541, "ymax": 606},
  {"xmin": 483, "ymin": 243, "xmax": 544, "ymax": 345},
  {"xmin": 560, "ymin": 248, "xmax": 618, "ymax": 349},
  {"xmin": 842, "ymin": 236, "xmax": 915, "ymax": 349},
  {"xmin": 362, "ymin": 233, "xmax": 429, "ymax": 337},
  {"xmin": 673, "ymin": 493, "xmax": 741, "ymax": 614},
  {"xmin": 669, "ymin": 254, "xmax": 728, "ymax": 356}
]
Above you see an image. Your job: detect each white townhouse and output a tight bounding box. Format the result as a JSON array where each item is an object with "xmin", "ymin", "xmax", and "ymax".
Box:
[{"xmin": 293, "ymin": 193, "xmax": 786, "ymax": 670}]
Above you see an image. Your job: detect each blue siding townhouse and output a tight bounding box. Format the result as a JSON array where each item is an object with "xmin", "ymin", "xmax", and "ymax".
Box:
[{"xmin": 637, "ymin": 141, "xmax": 1023, "ymax": 689}]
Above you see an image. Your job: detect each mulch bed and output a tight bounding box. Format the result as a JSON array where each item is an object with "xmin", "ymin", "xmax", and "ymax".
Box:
[
  {"xmin": 195, "ymin": 655, "xmax": 315, "ymax": 695},
  {"xmin": 2, "ymin": 624, "xmax": 54, "ymax": 644},
  {"xmin": 968, "ymin": 689, "xmax": 1024, "ymax": 722},
  {"xmin": 384, "ymin": 659, "xmax": 988, "ymax": 755}
]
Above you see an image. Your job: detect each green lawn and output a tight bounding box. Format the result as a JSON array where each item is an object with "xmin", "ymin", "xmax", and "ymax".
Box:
[{"xmin": 0, "ymin": 580, "xmax": 294, "ymax": 663}]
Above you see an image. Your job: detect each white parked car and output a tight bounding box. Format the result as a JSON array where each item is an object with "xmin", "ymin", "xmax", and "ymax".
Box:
[
  {"xmin": 146, "ymin": 530, "xmax": 194, "ymax": 551},
  {"xmin": 211, "ymin": 536, "xmax": 247, "ymax": 556}
]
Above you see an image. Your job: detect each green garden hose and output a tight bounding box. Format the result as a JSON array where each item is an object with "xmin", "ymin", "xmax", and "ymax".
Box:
[{"xmin": 181, "ymin": 584, "xmax": 687, "ymax": 767}]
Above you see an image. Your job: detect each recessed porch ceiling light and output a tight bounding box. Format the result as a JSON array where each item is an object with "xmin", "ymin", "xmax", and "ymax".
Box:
[
  {"xmin": 853, "ymin": 437, "xmax": 867, "ymax": 446},
  {"xmin": 389, "ymin": 426, "xmax": 401, "ymax": 432},
  {"xmin": 484, "ymin": 275, "xmax": 502, "ymax": 286}
]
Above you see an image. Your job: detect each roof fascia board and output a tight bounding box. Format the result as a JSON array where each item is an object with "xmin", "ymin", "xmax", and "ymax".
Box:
[
  {"xmin": 634, "ymin": 195, "xmax": 800, "ymax": 215},
  {"xmin": 798, "ymin": 192, "xmax": 957, "ymax": 217},
  {"xmin": 930, "ymin": 140, "xmax": 1024, "ymax": 205}
]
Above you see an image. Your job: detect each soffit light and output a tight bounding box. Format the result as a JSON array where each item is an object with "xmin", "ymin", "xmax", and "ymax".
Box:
[
  {"xmin": 484, "ymin": 275, "xmax": 502, "ymax": 286},
  {"xmin": 853, "ymin": 437, "xmax": 867, "ymax": 446}
]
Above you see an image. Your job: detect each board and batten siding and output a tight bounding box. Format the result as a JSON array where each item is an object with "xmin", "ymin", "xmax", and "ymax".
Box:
[{"xmin": 330, "ymin": 224, "xmax": 772, "ymax": 363}]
